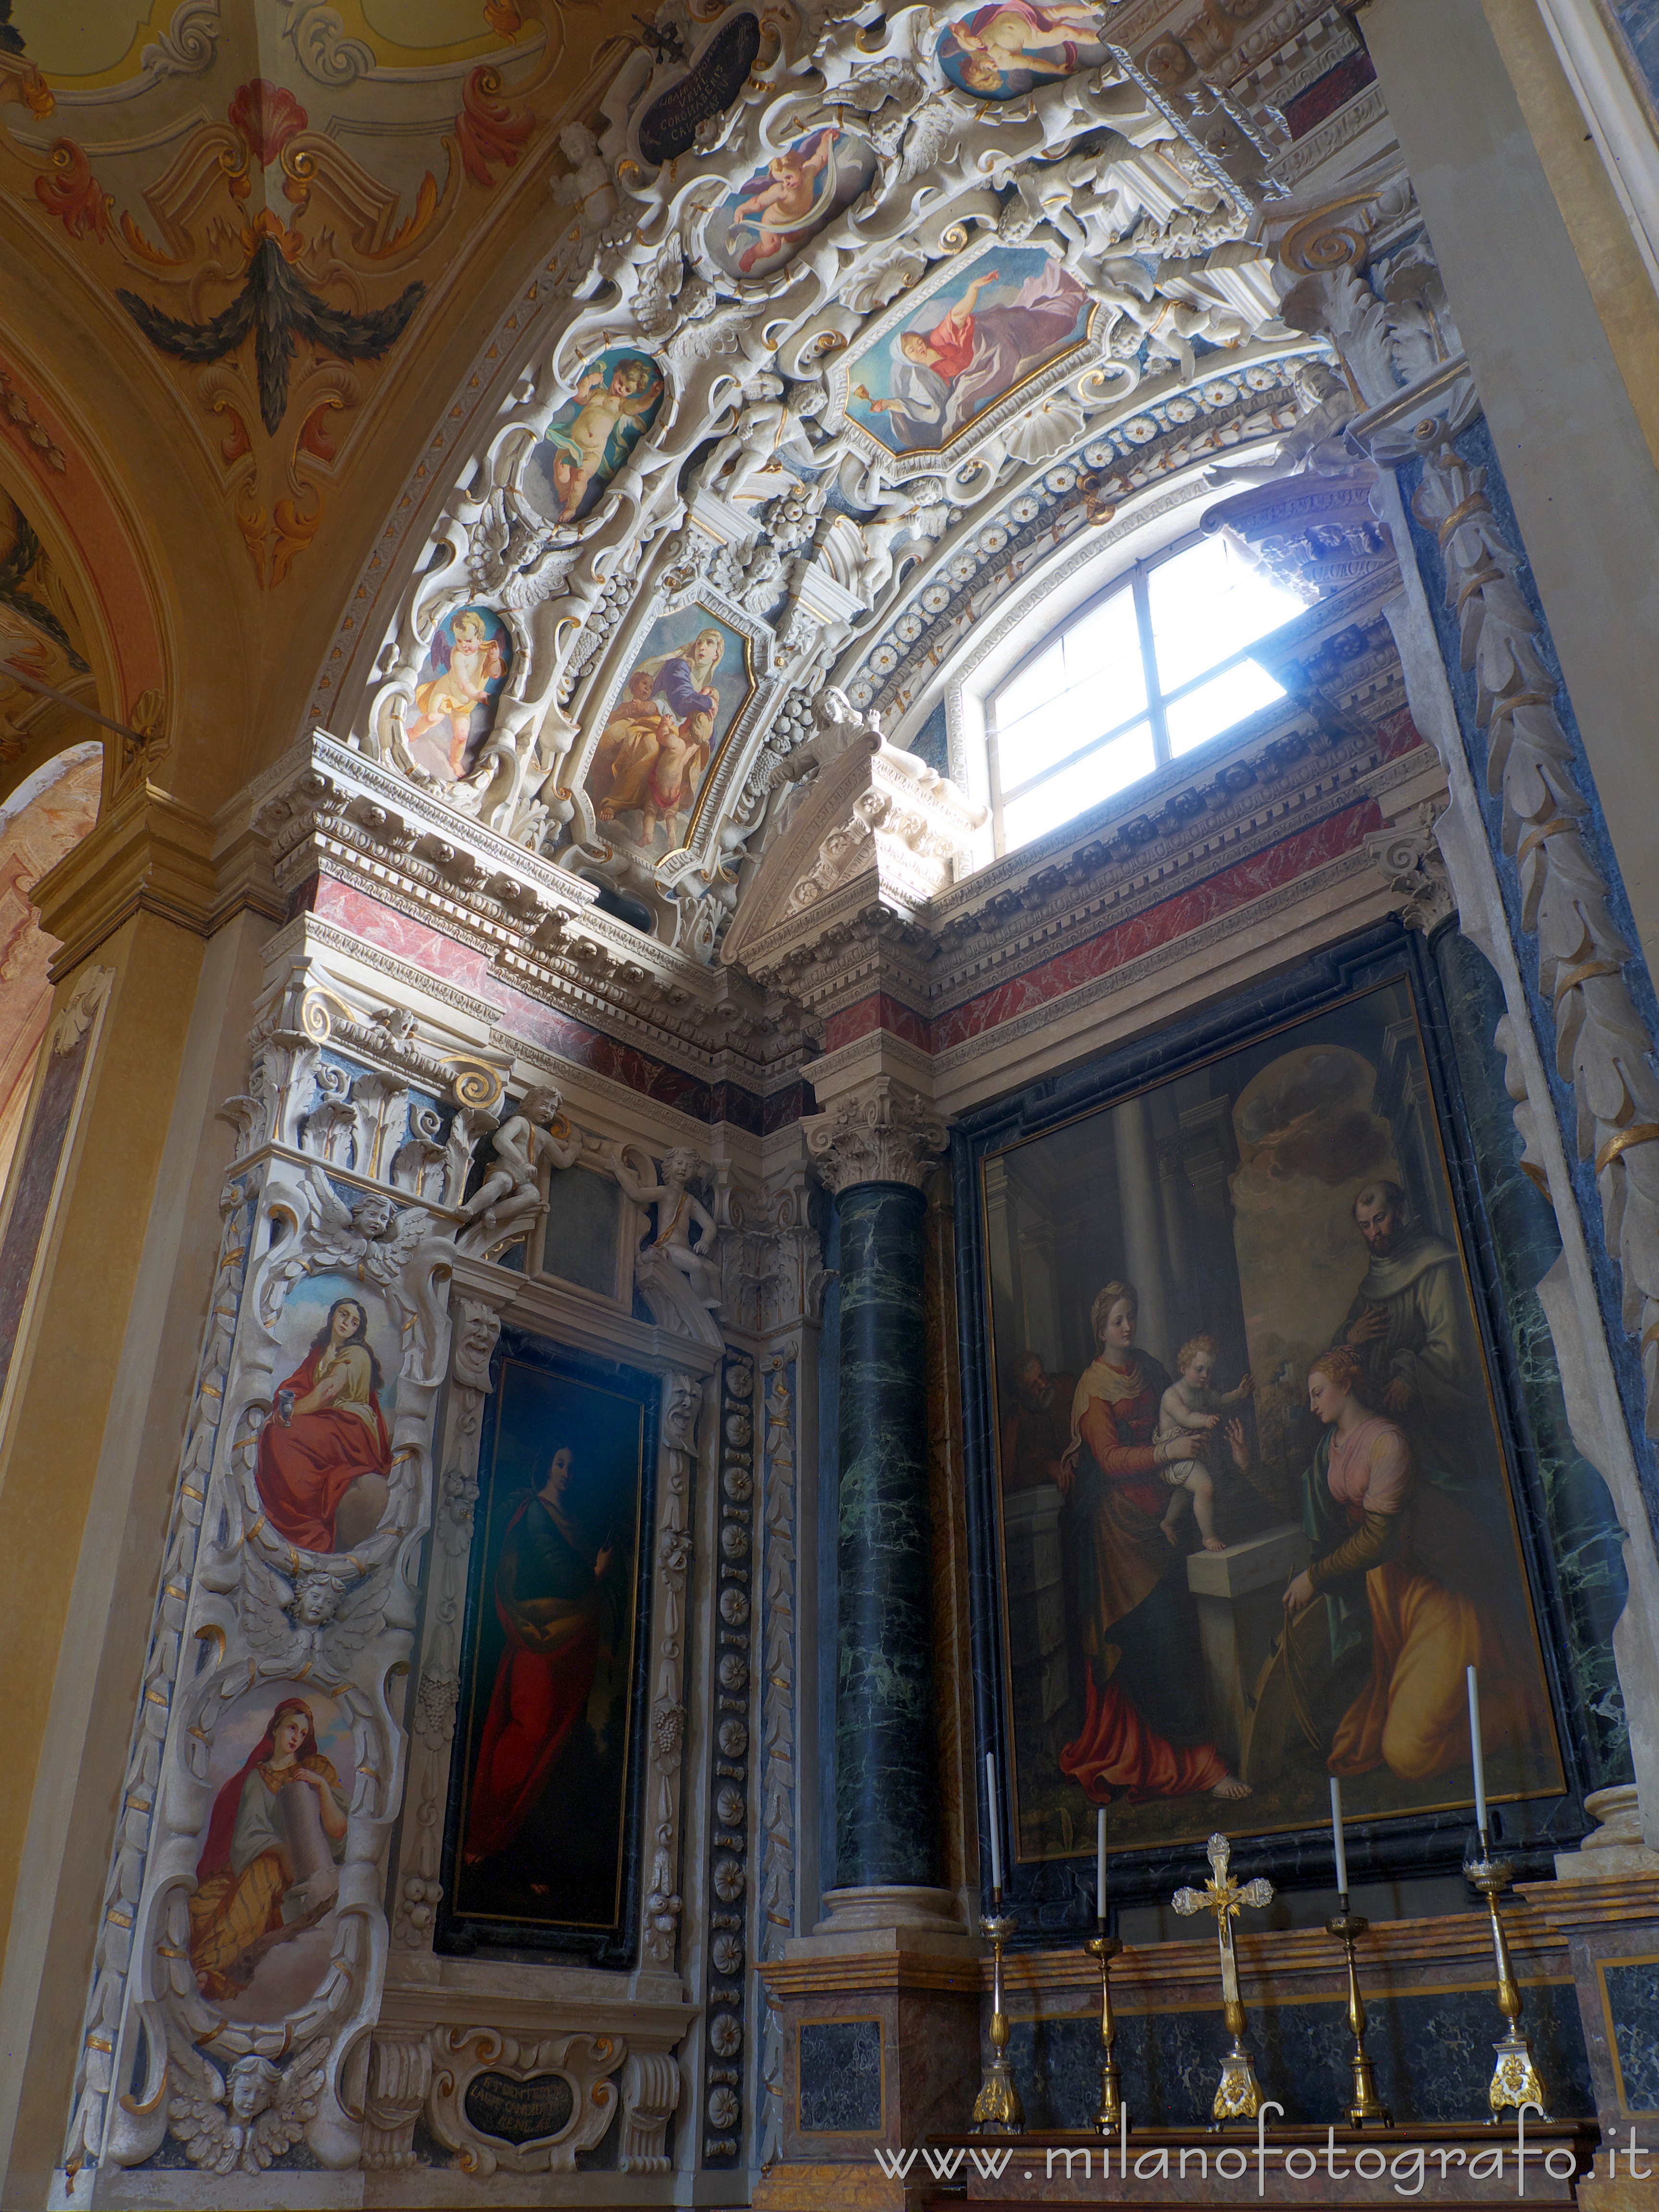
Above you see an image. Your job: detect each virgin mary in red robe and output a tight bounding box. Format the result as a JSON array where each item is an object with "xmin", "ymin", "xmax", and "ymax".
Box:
[
  {"xmin": 256, "ymin": 1298, "xmax": 391, "ymax": 1553},
  {"xmin": 463, "ymin": 1446, "xmax": 619, "ymax": 1864}
]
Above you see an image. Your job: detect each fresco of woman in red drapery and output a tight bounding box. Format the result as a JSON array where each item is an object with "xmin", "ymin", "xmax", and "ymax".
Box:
[
  {"xmin": 462, "ymin": 1445, "xmax": 621, "ymax": 1865},
  {"xmin": 1056, "ymin": 1281, "xmax": 1252, "ymax": 1803},
  {"xmin": 188, "ymin": 1696, "xmax": 348, "ymax": 2002},
  {"xmin": 256, "ymin": 1297, "xmax": 392, "ymax": 1553}
]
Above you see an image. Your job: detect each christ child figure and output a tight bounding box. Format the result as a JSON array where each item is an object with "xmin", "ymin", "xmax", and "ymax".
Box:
[
  {"xmin": 642, "ymin": 706, "xmax": 713, "ymax": 846},
  {"xmin": 548, "ymin": 360, "xmax": 663, "ymax": 520},
  {"xmin": 1154, "ymin": 1334, "xmax": 1254, "ymax": 1552},
  {"xmin": 727, "ymin": 135, "xmax": 835, "ymax": 274}
]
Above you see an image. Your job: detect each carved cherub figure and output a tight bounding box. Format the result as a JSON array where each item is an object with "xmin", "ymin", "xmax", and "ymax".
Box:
[
  {"xmin": 552, "ymin": 120, "xmax": 617, "ymax": 234},
  {"xmin": 459, "ymin": 1086, "xmax": 581, "ymax": 1243},
  {"xmin": 169, "ymin": 2040, "xmax": 329, "ymax": 2175},
  {"xmin": 613, "ymin": 1143, "xmax": 721, "ymax": 1307}
]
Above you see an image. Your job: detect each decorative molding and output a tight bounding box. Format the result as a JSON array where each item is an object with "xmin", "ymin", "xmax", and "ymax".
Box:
[{"xmin": 698, "ymin": 1349, "xmax": 757, "ymax": 2168}]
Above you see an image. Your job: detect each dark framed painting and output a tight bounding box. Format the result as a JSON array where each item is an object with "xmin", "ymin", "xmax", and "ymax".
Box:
[
  {"xmin": 954, "ymin": 926, "xmax": 1590, "ymax": 1921},
  {"xmin": 436, "ymin": 1330, "xmax": 659, "ymax": 1965}
]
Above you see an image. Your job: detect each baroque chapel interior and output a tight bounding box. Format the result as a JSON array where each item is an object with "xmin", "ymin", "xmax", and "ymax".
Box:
[{"xmin": 5, "ymin": 0, "xmax": 1659, "ymax": 2207}]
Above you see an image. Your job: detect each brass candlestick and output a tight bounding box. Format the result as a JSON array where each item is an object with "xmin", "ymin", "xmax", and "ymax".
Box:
[
  {"xmin": 1465, "ymin": 1840, "xmax": 1548, "ymax": 2119},
  {"xmin": 1326, "ymin": 1898, "xmax": 1391, "ymax": 2126},
  {"xmin": 1173, "ymin": 1832, "xmax": 1274, "ymax": 2124},
  {"xmin": 1083, "ymin": 1922, "xmax": 1123, "ymax": 2132},
  {"xmin": 973, "ymin": 1896, "xmax": 1024, "ymax": 2132}
]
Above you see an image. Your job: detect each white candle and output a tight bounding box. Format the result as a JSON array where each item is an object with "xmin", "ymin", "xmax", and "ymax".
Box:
[
  {"xmin": 1329, "ymin": 1774, "xmax": 1349, "ymax": 1898},
  {"xmin": 1467, "ymin": 1664, "xmax": 1489, "ymax": 1839},
  {"xmin": 985, "ymin": 1751, "xmax": 1004, "ymax": 1892},
  {"xmin": 1096, "ymin": 1805, "xmax": 1108, "ymax": 1923}
]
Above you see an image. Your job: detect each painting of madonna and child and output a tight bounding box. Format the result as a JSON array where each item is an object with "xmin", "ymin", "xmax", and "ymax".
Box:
[
  {"xmin": 985, "ymin": 979, "xmax": 1563, "ymax": 1868},
  {"xmin": 847, "ymin": 245, "xmax": 1093, "ymax": 457},
  {"xmin": 443, "ymin": 1347, "xmax": 651, "ymax": 1946}
]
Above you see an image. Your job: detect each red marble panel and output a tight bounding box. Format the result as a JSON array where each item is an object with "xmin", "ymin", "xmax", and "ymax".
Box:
[
  {"xmin": 931, "ymin": 801, "xmax": 1383, "ymax": 1053},
  {"xmin": 310, "ymin": 877, "xmax": 499, "ymax": 997},
  {"xmin": 1374, "ymin": 706, "xmax": 1427, "ymax": 761},
  {"xmin": 825, "ymin": 992, "xmax": 931, "ymax": 1055}
]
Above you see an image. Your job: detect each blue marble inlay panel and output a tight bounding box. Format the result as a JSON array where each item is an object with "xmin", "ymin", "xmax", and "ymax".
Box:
[
  {"xmin": 1605, "ymin": 1958, "xmax": 1659, "ymax": 2114},
  {"xmin": 799, "ymin": 2019, "xmax": 883, "ymax": 2132},
  {"xmin": 1003, "ymin": 1983, "xmax": 1593, "ymax": 2129}
]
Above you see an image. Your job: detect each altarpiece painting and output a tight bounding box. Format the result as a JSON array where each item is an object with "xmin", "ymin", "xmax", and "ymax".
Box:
[
  {"xmin": 439, "ymin": 1332, "xmax": 658, "ymax": 1962},
  {"xmin": 966, "ymin": 964, "xmax": 1568, "ymax": 1890}
]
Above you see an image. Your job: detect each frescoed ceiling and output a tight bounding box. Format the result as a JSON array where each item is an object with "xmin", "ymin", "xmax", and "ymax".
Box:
[
  {"xmin": 0, "ymin": 481, "xmax": 93, "ymax": 769},
  {"xmin": 0, "ymin": 0, "xmax": 637, "ymax": 589}
]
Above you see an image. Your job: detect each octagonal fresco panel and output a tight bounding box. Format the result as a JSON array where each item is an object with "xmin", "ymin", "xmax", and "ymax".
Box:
[
  {"xmin": 843, "ymin": 245, "xmax": 1094, "ymax": 457},
  {"xmin": 935, "ymin": 0, "xmax": 1113, "ymax": 98}
]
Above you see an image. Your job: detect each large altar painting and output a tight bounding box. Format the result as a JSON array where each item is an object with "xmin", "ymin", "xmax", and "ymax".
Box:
[
  {"xmin": 983, "ymin": 977, "xmax": 1563, "ymax": 1866},
  {"xmin": 443, "ymin": 1339, "xmax": 654, "ymax": 1953},
  {"xmin": 583, "ymin": 603, "xmax": 753, "ymax": 854},
  {"xmin": 846, "ymin": 245, "xmax": 1092, "ymax": 456}
]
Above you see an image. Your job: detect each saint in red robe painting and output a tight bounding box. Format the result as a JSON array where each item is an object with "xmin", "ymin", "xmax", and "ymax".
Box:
[
  {"xmin": 256, "ymin": 1298, "xmax": 392, "ymax": 1554},
  {"xmin": 463, "ymin": 1446, "xmax": 621, "ymax": 1865}
]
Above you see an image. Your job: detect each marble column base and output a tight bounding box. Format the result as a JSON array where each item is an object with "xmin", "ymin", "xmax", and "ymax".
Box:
[
  {"xmin": 1554, "ymin": 1787, "xmax": 1659, "ymax": 1879},
  {"xmin": 759, "ymin": 1908, "xmax": 983, "ymax": 2198},
  {"xmin": 813, "ymin": 1884, "xmax": 968, "ymax": 1942}
]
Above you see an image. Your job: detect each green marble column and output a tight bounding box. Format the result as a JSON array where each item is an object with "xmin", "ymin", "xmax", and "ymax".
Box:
[{"xmin": 833, "ymin": 1179, "xmax": 942, "ymax": 1890}]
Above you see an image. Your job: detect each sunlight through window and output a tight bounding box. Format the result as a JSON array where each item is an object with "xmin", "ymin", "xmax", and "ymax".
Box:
[{"xmin": 988, "ymin": 534, "xmax": 1305, "ymax": 855}]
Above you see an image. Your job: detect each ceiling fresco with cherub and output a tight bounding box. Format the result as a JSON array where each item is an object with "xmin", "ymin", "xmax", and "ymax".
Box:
[{"xmin": 316, "ymin": 0, "xmax": 1389, "ymax": 968}]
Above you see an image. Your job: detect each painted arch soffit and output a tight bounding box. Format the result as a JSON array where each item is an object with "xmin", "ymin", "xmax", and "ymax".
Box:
[
  {"xmin": 330, "ymin": 0, "xmax": 1337, "ymax": 962},
  {"xmin": 0, "ymin": 1, "xmax": 636, "ymax": 594}
]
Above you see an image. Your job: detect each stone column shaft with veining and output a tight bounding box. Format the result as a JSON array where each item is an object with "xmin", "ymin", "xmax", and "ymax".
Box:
[
  {"xmin": 834, "ymin": 1180, "xmax": 938, "ymax": 1888},
  {"xmin": 805, "ymin": 1077, "xmax": 950, "ymax": 1897}
]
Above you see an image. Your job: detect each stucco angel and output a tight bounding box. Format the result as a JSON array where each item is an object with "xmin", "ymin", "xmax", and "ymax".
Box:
[
  {"xmin": 240, "ymin": 1554, "xmax": 389, "ymax": 1670},
  {"xmin": 457, "ymin": 1086, "xmax": 581, "ymax": 1249},
  {"xmin": 613, "ymin": 1143, "xmax": 721, "ymax": 1308},
  {"xmin": 168, "ymin": 2040, "xmax": 330, "ymax": 2175},
  {"xmin": 704, "ymin": 375, "xmax": 825, "ymax": 507}
]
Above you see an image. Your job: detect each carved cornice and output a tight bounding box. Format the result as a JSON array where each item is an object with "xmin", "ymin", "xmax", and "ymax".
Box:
[
  {"xmin": 31, "ymin": 781, "xmax": 270, "ymax": 978},
  {"xmin": 244, "ymin": 735, "xmax": 817, "ymax": 1087},
  {"xmin": 802, "ymin": 1075, "xmax": 949, "ymax": 1195}
]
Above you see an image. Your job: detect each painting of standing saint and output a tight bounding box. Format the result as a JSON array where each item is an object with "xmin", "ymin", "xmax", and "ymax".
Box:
[
  {"xmin": 936, "ymin": 0, "xmax": 1112, "ymax": 98},
  {"xmin": 441, "ymin": 1336, "xmax": 656, "ymax": 1957},
  {"xmin": 584, "ymin": 604, "xmax": 752, "ymax": 854},
  {"xmin": 980, "ymin": 977, "xmax": 1565, "ymax": 1872},
  {"xmin": 846, "ymin": 247, "xmax": 1093, "ymax": 457}
]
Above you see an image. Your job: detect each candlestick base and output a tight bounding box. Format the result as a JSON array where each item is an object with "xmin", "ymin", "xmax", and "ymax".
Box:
[
  {"xmin": 1212, "ymin": 2037, "xmax": 1265, "ymax": 2125},
  {"xmin": 1464, "ymin": 1851, "xmax": 1550, "ymax": 2122},
  {"xmin": 1084, "ymin": 1931, "xmax": 1123, "ymax": 2134},
  {"xmin": 1326, "ymin": 1908, "xmax": 1392, "ymax": 2128},
  {"xmin": 973, "ymin": 1910, "xmax": 1025, "ymax": 2134}
]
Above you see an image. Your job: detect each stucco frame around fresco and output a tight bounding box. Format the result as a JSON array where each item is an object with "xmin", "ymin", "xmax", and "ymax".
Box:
[{"xmin": 953, "ymin": 920, "xmax": 1607, "ymax": 1929}]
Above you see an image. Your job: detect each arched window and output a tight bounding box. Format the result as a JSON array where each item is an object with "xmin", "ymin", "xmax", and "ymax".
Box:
[{"xmin": 986, "ymin": 533, "xmax": 1307, "ymax": 854}]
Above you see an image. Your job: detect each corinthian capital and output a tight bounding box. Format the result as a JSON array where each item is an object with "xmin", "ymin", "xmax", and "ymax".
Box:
[{"xmin": 803, "ymin": 1076, "xmax": 949, "ymax": 1194}]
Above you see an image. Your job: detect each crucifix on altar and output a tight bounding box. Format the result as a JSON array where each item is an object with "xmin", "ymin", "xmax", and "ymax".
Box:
[{"xmin": 1173, "ymin": 1831, "xmax": 1275, "ymax": 2124}]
